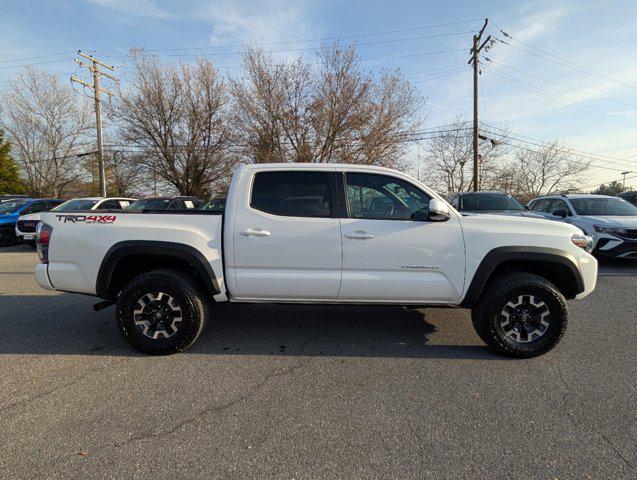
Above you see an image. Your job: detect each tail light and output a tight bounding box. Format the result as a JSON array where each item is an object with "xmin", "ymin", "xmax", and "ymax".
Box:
[{"xmin": 36, "ymin": 223, "xmax": 52, "ymax": 263}]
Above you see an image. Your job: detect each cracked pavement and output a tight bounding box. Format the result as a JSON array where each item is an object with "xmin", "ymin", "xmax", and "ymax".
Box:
[{"xmin": 0, "ymin": 244, "xmax": 635, "ymax": 479}]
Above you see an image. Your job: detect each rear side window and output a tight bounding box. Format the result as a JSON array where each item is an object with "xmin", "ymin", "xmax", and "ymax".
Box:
[
  {"xmin": 251, "ymin": 171, "xmax": 331, "ymax": 218},
  {"xmin": 547, "ymin": 199, "xmax": 570, "ymax": 215},
  {"xmin": 530, "ymin": 199, "xmax": 550, "ymax": 212},
  {"xmin": 21, "ymin": 201, "xmax": 48, "ymax": 215},
  {"xmin": 46, "ymin": 200, "xmax": 64, "ymax": 209},
  {"xmin": 97, "ymin": 200, "xmax": 120, "ymax": 210}
]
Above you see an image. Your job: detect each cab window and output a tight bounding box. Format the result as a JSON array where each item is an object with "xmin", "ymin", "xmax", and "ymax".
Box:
[{"xmin": 345, "ymin": 173, "xmax": 430, "ymax": 220}]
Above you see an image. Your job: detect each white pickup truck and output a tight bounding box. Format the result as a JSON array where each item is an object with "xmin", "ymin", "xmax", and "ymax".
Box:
[{"xmin": 35, "ymin": 164, "xmax": 598, "ymax": 358}]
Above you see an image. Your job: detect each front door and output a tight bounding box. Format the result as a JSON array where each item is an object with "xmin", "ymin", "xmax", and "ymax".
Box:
[
  {"xmin": 338, "ymin": 172, "xmax": 465, "ymax": 303},
  {"xmin": 231, "ymin": 170, "xmax": 342, "ymax": 300}
]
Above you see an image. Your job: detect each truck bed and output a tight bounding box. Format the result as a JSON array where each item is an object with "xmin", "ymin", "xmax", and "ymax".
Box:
[{"xmin": 40, "ymin": 211, "xmax": 225, "ymax": 299}]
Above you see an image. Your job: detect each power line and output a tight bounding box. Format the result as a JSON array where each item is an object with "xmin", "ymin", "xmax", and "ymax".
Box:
[
  {"xmin": 0, "ymin": 56, "xmax": 75, "ymax": 71},
  {"xmin": 495, "ymin": 30, "xmax": 637, "ymax": 91},
  {"xmin": 481, "ymin": 124, "xmax": 637, "ymax": 167},
  {"xmin": 484, "ymin": 58, "xmax": 637, "ymax": 110},
  {"xmin": 484, "ymin": 66, "xmax": 637, "ymax": 129},
  {"xmin": 480, "ymin": 125, "xmax": 637, "ymax": 172},
  {"xmin": 112, "ymin": 19, "xmax": 481, "ymax": 54},
  {"xmin": 412, "ymin": 69, "xmax": 467, "ymax": 83},
  {"xmin": 0, "ymin": 51, "xmax": 75, "ymax": 65},
  {"xmin": 578, "ymin": 174, "xmax": 637, "ymax": 191},
  {"xmin": 153, "ymin": 30, "xmax": 474, "ymax": 58}
]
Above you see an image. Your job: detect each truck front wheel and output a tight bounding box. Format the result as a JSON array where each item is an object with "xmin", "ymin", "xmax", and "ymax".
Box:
[
  {"xmin": 116, "ymin": 269, "xmax": 208, "ymax": 355},
  {"xmin": 471, "ymin": 272, "xmax": 568, "ymax": 358}
]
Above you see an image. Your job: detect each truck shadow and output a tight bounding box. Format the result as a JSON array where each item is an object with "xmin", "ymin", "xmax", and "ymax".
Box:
[{"xmin": 0, "ymin": 294, "xmax": 502, "ymax": 360}]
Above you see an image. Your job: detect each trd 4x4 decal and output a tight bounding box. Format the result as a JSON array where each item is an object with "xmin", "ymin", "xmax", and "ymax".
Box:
[{"xmin": 55, "ymin": 214, "xmax": 116, "ymax": 224}]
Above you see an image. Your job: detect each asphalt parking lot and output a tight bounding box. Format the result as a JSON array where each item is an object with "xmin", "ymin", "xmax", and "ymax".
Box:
[{"xmin": 0, "ymin": 244, "xmax": 635, "ymax": 480}]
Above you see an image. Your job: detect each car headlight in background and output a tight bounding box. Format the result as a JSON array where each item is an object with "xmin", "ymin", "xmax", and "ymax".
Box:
[
  {"xmin": 593, "ymin": 225, "xmax": 627, "ymax": 236},
  {"xmin": 571, "ymin": 233, "xmax": 594, "ymax": 253}
]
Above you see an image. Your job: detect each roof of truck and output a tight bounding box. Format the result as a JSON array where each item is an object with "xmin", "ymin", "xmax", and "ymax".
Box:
[{"xmin": 238, "ymin": 163, "xmax": 402, "ymax": 174}]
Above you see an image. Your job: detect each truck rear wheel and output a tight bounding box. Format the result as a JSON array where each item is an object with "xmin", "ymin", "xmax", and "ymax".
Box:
[
  {"xmin": 116, "ymin": 269, "xmax": 208, "ymax": 355},
  {"xmin": 471, "ymin": 272, "xmax": 568, "ymax": 358}
]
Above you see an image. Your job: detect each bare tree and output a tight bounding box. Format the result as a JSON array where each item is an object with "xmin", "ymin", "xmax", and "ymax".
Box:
[
  {"xmin": 112, "ymin": 52, "xmax": 236, "ymax": 198},
  {"xmin": 0, "ymin": 67, "xmax": 92, "ymax": 197},
  {"xmin": 105, "ymin": 151, "xmax": 145, "ymax": 197},
  {"xmin": 423, "ymin": 120, "xmax": 510, "ymax": 194},
  {"xmin": 512, "ymin": 140, "xmax": 590, "ymax": 200},
  {"xmin": 230, "ymin": 45, "xmax": 424, "ymax": 167}
]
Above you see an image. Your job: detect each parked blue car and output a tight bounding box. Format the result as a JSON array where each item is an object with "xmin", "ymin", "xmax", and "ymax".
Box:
[{"xmin": 0, "ymin": 198, "xmax": 62, "ymax": 247}]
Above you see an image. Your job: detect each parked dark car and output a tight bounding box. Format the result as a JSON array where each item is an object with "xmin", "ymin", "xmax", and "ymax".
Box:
[
  {"xmin": 126, "ymin": 196, "xmax": 204, "ymax": 212},
  {"xmin": 448, "ymin": 191, "xmax": 544, "ymax": 218},
  {"xmin": 619, "ymin": 191, "xmax": 637, "ymax": 207}
]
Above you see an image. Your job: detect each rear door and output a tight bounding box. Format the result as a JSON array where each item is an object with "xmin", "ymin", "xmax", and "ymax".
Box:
[
  {"xmin": 338, "ymin": 172, "xmax": 465, "ymax": 303},
  {"xmin": 230, "ymin": 170, "xmax": 342, "ymax": 300}
]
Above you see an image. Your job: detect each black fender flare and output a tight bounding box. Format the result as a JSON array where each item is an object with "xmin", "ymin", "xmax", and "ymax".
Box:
[
  {"xmin": 460, "ymin": 246, "xmax": 584, "ymax": 308},
  {"xmin": 96, "ymin": 240, "xmax": 220, "ymax": 299}
]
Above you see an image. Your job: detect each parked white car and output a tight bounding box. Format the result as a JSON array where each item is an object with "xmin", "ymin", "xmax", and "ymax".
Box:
[
  {"xmin": 528, "ymin": 194, "xmax": 637, "ymax": 259},
  {"xmin": 16, "ymin": 197, "xmax": 136, "ymax": 247},
  {"xmin": 35, "ymin": 164, "xmax": 597, "ymax": 358}
]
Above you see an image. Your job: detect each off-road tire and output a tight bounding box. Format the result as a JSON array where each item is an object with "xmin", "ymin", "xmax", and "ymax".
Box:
[
  {"xmin": 471, "ymin": 272, "xmax": 568, "ymax": 358},
  {"xmin": 116, "ymin": 269, "xmax": 208, "ymax": 355}
]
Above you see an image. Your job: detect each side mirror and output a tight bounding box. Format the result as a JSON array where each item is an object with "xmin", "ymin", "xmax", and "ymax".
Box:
[
  {"xmin": 553, "ymin": 209, "xmax": 569, "ymax": 218},
  {"xmin": 428, "ymin": 198, "xmax": 451, "ymax": 222}
]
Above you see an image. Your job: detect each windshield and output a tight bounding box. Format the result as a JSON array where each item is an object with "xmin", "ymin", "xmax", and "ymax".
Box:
[
  {"xmin": 0, "ymin": 199, "xmax": 30, "ymax": 214},
  {"xmin": 460, "ymin": 193, "xmax": 525, "ymax": 211},
  {"xmin": 570, "ymin": 197, "xmax": 637, "ymax": 216},
  {"xmin": 53, "ymin": 199, "xmax": 99, "ymax": 211},
  {"xmin": 126, "ymin": 198, "xmax": 171, "ymax": 211}
]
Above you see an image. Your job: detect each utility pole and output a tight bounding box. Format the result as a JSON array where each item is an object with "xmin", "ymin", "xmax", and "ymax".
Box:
[
  {"xmin": 71, "ymin": 51, "xmax": 118, "ymax": 197},
  {"xmin": 621, "ymin": 171, "xmax": 631, "ymax": 187},
  {"xmin": 468, "ymin": 19, "xmax": 490, "ymax": 192}
]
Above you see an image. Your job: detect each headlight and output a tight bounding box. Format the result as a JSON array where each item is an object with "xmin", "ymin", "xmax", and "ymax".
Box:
[
  {"xmin": 594, "ymin": 225, "xmax": 627, "ymax": 236},
  {"xmin": 571, "ymin": 233, "xmax": 594, "ymax": 253}
]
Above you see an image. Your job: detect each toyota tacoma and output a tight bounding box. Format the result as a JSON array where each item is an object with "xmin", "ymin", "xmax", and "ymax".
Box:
[{"xmin": 35, "ymin": 164, "xmax": 598, "ymax": 357}]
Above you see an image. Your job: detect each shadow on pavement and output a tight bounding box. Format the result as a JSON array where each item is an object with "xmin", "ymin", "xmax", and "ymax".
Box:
[
  {"xmin": 0, "ymin": 294, "xmax": 502, "ymax": 360},
  {"xmin": 597, "ymin": 258, "xmax": 637, "ymax": 276},
  {"xmin": 0, "ymin": 244, "xmax": 36, "ymax": 253}
]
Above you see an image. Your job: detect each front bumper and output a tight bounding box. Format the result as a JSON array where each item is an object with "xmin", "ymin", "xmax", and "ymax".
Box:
[
  {"xmin": 593, "ymin": 236, "xmax": 637, "ymax": 259},
  {"xmin": 35, "ymin": 263, "xmax": 55, "ymax": 291},
  {"xmin": 574, "ymin": 253, "xmax": 598, "ymax": 300},
  {"xmin": 15, "ymin": 227, "xmax": 36, "ymax": 243}
]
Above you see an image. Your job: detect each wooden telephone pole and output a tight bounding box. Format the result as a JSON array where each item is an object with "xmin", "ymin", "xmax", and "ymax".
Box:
[
  {"xmin": 468, "ymin": 19, "xmax": 490, "ymax": 192},
  {"xmin": 71, "ymin": 51, "xmax": 118, "ymax": 197}
]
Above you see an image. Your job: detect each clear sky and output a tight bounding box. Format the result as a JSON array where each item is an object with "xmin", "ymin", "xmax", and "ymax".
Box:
[{"xmin": 1, "ymin": 0, "xmax": 636, "ymax": 188}]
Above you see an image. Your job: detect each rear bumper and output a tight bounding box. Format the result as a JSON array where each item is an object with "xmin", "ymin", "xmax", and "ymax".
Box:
[{"xmin": 35, "ymin": 263, "xmax": 55, "ymax": 291}]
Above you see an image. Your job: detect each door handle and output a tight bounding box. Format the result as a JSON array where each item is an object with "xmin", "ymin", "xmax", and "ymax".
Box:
[
  {"xmin": 240, "ymin": 228, "xmax": 271, "ymax": 237},
  {"xmin": 344, "ymin": 231, "xmax": 375, "ymax": 240}
]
